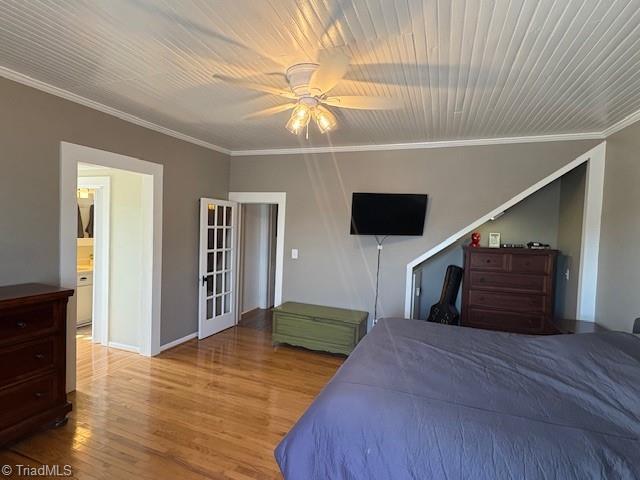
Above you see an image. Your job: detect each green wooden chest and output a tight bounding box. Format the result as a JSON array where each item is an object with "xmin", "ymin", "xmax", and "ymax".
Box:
[{"xmin": 272, "ymin": 302, "xmax": 368, "ymax": 355}]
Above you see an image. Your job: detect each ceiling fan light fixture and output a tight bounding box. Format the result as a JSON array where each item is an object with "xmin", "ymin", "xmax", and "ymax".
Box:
[
  {"xmin": 286, "ymin": 103, "xmax": 311, "ymax": 134},
  {"xmin": 314, "ymin": 105, "xmax": 337, "ymax": 134}
]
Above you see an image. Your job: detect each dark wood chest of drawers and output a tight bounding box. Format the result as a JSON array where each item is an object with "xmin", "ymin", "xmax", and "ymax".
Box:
[
  {"xmin": 0, "ymin": 283, "xmax": 73, "ymax": 446},
  {"xmin": 461, "ymin": 247, "xmax": 558, "ymax": 334}
]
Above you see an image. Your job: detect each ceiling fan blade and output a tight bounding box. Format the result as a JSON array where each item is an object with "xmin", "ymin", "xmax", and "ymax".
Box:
[
  {"xmin": 323, "ymin": 96, "xmax": 399, "ymax": 110},
  {"xmin": 243, "ymin": 103, "xmax": 296, "ymax": 120},
  {"xmin": 309, "ymin": 51, "xmax": 351, "ymax": 94},
  {"xmin": 212, "ymin": 74, "xmax": 296, "ymax": 99}
]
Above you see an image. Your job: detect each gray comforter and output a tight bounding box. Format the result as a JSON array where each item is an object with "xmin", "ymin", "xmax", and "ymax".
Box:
[{"xmin": 275, "ymin": 318, "xmax": 640, "ymax": 479}]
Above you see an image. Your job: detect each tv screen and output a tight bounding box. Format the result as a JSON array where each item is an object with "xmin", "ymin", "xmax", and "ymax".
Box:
[{"xmin": 350, "ymin": 193, "xmax": 428, "ymax": 236}]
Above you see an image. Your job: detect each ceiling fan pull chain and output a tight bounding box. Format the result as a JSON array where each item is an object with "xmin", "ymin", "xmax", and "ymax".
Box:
[{"xmin": 306, "ymin": 121, "xmax": 309, "ymax": 140}]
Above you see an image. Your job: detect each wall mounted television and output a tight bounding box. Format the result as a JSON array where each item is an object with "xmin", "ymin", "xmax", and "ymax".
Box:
[{"xmin": 350, "ymin": 193, "xmax": 428, "ymax": 236}]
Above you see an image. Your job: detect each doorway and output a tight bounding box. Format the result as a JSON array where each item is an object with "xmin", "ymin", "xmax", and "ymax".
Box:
[
  {"xmin": 76, "ymin": 175, "xmax": 110, "ymax": 347},
  {"xmin": 239, "ymin": 204, "xmax": 278, "ymax": 318},
  {"xmin": 60, "ymin": 142, "xmax": 163, "ymax": 393},
  {"xmin": 76, "ymin": 164, "xmax": 148, "ymax": 354},
  {"xmin": 228, "ymin": 192, "xmax": 286, "ymax": 323}
]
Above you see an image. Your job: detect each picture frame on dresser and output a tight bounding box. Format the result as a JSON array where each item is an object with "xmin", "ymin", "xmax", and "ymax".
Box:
[{"xmin": 488, "ymin": 232, "xmax": 501, "ymax": 248}]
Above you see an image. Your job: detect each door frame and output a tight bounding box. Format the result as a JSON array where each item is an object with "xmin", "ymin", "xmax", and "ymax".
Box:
[
  {"xmin": 76, "ymin": 176, "xmax": 111, "ymax": 347},
  {"xmin": 229, "ymin": 192, "xmax": 286, "ymax": 319},
  {"xmin": 265, "ymin": 205, "xmax": 278, "ymax": 309},
  {"xmin": 60, "ymin": 142, "xmax": 163, "ymax": 393}
]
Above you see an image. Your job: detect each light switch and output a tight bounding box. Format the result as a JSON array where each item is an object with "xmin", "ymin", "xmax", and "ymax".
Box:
[{"xmin": 291, "ymin": 248, "xmax": 298, "ymax": 259}]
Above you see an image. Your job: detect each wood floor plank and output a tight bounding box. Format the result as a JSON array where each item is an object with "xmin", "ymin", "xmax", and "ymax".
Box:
[{"xmin": 0, "ymin": 310, "xmax": 343, "ymax": 479}]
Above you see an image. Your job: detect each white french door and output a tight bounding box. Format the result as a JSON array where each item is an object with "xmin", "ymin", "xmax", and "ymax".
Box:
[{"xmin": 198, "ymin": 198, "xmax": 237, "ymax": 339}]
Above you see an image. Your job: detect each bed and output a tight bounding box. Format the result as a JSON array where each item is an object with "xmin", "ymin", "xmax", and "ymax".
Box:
[{"xmin": 275, "ymin": 318, "xmax": 640, "ymax": 479}]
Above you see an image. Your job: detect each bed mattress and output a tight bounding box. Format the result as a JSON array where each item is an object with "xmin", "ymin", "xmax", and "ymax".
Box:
[{"xmin": 275, "ymin": 318, "xmax": 640, "ymax": 479}]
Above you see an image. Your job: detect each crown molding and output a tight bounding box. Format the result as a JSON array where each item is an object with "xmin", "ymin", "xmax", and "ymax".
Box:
[
  {"xmin": 230, "ymin": 132, "xmax": 605, "ymax": 156},
  {"xmin": 4, "ymin": 64, "xmax": 640, "ymax": 157},
  {"xmin": 0, "ymin": 66, "xmax": 231, "ymax": 155},
  {"xmin": 600, "ymin": 108, "xmax": 640, "ymax": 137}
]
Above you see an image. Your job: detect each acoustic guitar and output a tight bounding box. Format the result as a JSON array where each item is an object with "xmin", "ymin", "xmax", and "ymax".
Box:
[{"xmin": 426, "ymin": 265, "xmax": 464, "ymax": 326}]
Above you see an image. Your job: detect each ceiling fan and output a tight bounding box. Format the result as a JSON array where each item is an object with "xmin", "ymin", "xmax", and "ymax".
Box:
[{"xmin": 213, "ymin": 52, "xmax": 398, "ymax": 136}]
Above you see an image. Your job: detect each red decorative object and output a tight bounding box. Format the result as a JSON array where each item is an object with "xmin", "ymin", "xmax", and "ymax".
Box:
[{"xmin": 470, "ymin": 232, "xmax": 481, "ymax": 248}]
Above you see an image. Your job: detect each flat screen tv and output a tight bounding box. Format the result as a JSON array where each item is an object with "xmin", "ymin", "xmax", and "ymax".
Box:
[{"xmin": 350, "ymin": 193, "xmax": 428, "ymax": 236}]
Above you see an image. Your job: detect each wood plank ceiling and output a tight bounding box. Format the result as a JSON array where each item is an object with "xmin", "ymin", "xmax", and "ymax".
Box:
[{"xmin": 0, "ymin": 0, "xmax": 639, "ymax": 151}]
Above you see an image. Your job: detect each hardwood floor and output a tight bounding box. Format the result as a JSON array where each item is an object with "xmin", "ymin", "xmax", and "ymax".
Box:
[{"xmin": 0, "ymin": 310, "xmax": 344, "ymax": 479}]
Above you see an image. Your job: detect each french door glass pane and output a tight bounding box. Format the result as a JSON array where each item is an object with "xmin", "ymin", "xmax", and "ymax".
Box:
[
  {"xmin": 223, "ymin": 294, "xmax": 231, "ymax": 313},
  {"xmin": 225, "ymin": 206, "xmax": 232, "ymax": 226},
  {"xmin": 208, "ymin": 229, "xmax": 215, "ymax": 249},
  {"xmin": 224, "ymin": 250, "xmax": 231, "ymax": 270},
  {"xmin": 224, "ymin": 272, "xmax": 231, "ymax": 292},
  {"xmin": 215, "ymin": 296, "xmax": 222, "ymax": 316},
  {"xmin": 216, "ymin": 251, "xmax": 223, "ymax": 271},
  {"xmin": 217, "ymin": 205, "xmax": 224, "ymax": 226},
  {"xmin": 225, "ymin": 228, "xmax": 231, "ymax": 248},
  {"xmin": 206, "ymin": 298, "xmax": 213, "ymax": 319},
  {"xmin": 216, "ymin": 273, "xmax": 223, "ymax": 294},
  {"xmin": 206, "ymin": 275, "xmax": 213, "ymax": 297},
  {"xmin": 207, "ymin": 253, "xmax": 214, "ymax": 273},
  {"xmin": 208, "ymin": 205, "xmax": 215, "ymax": 226},
  {"xmin": 216, "ymin": 229, "xmax": 224, "ymax": 249}
]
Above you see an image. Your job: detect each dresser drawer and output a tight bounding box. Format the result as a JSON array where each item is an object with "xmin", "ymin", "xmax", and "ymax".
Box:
[
  {"xmin": 274, "ymin": 313, "xmax": 355, "ymax": 347},
  {"xmin": 469, "ymin": 290, "xmax": 547, "ymax": 313},
  {"xmin": 465, "ymin": 308, "xmax": 545, "ymax": 333},
  {"xmin": 510, "ymin": 254, "xmax": 551, "ymax": 274},
  {"xmin": 0, "ymin": 338, "xmax": 57, "ymax": 385},
  {"xmin": 469, "ymin": 252, "xmax": 508, "ymax": 271},
  {"xmin": 470, "ymin": 271, "xmax": 549, "ymax": 294},
  {"xmin": 0, "ymin": 303, "xmax": 58, "ymax": 344},
  {"xmin": 0, "ymin": 375, "xmax": 57, "ymax": 428}
]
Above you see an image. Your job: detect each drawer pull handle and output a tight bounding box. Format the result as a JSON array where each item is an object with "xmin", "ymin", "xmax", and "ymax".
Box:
[
  {"xmin": 486, "ymin": 259, "xmax": 491, "ymax": 263},
  {"xmin": 16, "ymin": 321, "xmax": 27, "ymax": 328},
  {"xmin": 34, "ymin": 392, "xmax": 44, "ymax": 399},
  {"xmin": 34, "ymin": 353, "xmax": 45, "ymax": 360}
]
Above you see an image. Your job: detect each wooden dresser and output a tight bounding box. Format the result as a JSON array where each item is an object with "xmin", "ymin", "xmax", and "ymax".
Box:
[
  {"xmin": 461, "ymin": 247, "xmax": 558, "ymax": 334},
  {"xmin": 0, "ymin": 283, "xmax": 73, "ymax": 446}
]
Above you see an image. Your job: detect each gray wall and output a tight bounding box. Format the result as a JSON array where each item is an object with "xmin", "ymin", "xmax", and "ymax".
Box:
[
  {"xmin": 230, "ymin": 140, "xmax": 598, "ymax": 322},
  {"xmin": 0, "ymin": 77, "xmax": 229, "ymax": 345},
  {"xmin": 596, "ymin": 122, "xmax": 640, "ymax": 331},
  {"xmin": 556, "ymin": 164, "xmax": 586, "ymax": 319},
  {"xmin": 415, "ymin": 180, "xmax": 562, "ymax": 319}
]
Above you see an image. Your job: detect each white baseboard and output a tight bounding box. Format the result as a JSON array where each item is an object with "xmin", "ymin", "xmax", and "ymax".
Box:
[
  {"xmin": 108, "ymin": 341, "xmax": 140, "ymax": 353},
  {"xmin": 160, "ymin": 332, "xmax": 197, "ymax": 352}
]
